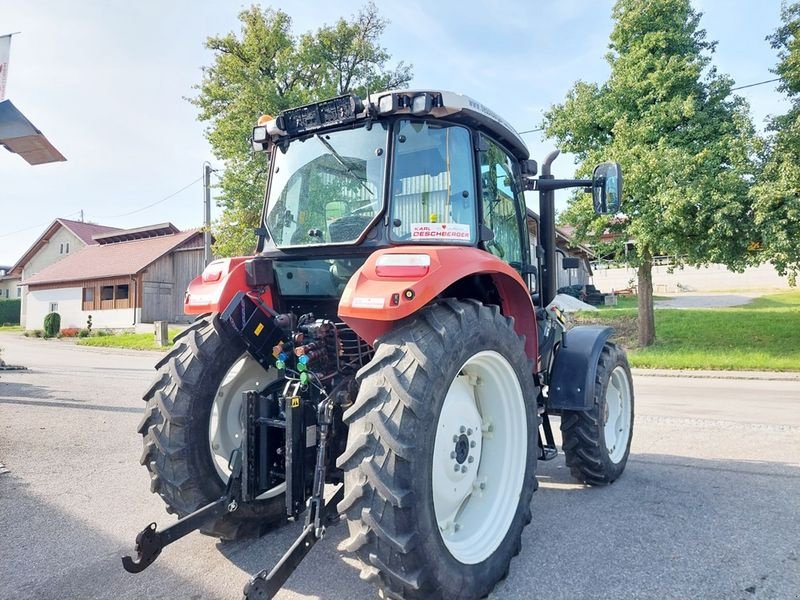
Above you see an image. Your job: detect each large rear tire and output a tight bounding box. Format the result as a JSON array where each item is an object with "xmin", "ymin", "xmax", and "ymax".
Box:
[
  {"xmin": 560, "ymin": 341, "xmax": 634, "ymax": 485},
  {"xmin": 337, "ymin": 300, "xmax": 538, "ymax": 600},
  {"xmin": 138, "ymin": 315, "xmax": 285, "ymax": 539}
]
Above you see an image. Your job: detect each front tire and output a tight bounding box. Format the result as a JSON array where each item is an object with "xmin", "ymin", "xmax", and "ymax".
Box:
[
  {"xmin": 337, "ymin": 300, "xmax": 538, "ymax": 599},
  {"xmin": 138, "ymin": 315, "xmax": 285, "ymax": 539},
  {"xmin": 560, "ymin": 342, "xmax": 634, "ymax": 485}
]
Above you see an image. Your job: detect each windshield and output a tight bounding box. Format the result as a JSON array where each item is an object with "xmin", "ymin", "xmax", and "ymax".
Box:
[{"xmin": 265, "ymin": 123, "xmax": 388, "ymax": 247}]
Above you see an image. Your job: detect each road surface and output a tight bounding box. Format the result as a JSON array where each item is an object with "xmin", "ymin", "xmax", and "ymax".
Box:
[{"xmin": 1, "ymin": 333, "xmax": 798, "ymax": 600}]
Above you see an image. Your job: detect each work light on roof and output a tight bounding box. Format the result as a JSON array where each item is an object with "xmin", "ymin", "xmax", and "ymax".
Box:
[{"xmin": 411, "ymin": 93, "xmax": 433, "ymax": 116}]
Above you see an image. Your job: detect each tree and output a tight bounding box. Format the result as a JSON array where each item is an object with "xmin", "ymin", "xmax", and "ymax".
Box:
[
  {"xmin": 750, "ymin": 1, "xmax": 800, "ymax": 285},
  {"xmin": 544, "ymin": 0, "xmax": 759, "ymax": 346},
  {"xmin": 191, "ymin": 3, "xmax": 412, "ymax": 257}
]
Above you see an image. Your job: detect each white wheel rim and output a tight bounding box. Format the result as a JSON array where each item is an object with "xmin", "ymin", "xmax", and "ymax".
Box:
[
  {"xmin": 604, "ymin": 366, "xmax": 632, "ymax": 463},
  {"xmin": 431, "ymin": 350, "xmax": 528, "ymax": 565},
  {"xmin": 209, "ymin": 354, "xmax": 285, "ymax": 500}
]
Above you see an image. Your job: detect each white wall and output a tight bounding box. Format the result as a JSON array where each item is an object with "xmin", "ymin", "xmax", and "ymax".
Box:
[
  {"xmin": 22, "ymin": 228, "xmax": 84, "ymax": 281},
  {"xmin": 25, "ymin": 287, "xmax": 140, "ymax": 330},
  {"xmin": 592, "ymin": 262, "xmax": 793, "ymax": 293}
]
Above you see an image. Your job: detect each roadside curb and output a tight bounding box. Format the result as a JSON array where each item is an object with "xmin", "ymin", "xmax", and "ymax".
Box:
[{"xmin": 631, "ymin": 368, "xmax": 800, "ymax": 381}]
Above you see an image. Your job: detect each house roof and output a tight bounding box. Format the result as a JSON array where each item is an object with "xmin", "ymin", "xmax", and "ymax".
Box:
[
  {"xmin": 9, "ymin": 218, "xmax": 121, "ymax": 275},
  {"xmin": 24, "ymin": 229, "xmax": 202, "ymax": 287},
  {"xmin": 525, "ymin": 208, "xmax": 595, "ymax": 259}
]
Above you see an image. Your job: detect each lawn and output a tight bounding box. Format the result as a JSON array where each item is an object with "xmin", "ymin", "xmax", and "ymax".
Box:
[
  {"xmin": 0, "ymin": 325, "xmax": 23, "ymax": 332},
  {"xmin": 574, "ymin": 290, "xmax": 800, "ymax": 371},
  {"xmin": 76, "ymin": 329, "xmax": 182, "ymax": 351}
]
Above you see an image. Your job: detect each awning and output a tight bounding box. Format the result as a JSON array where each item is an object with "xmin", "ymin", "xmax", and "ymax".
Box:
[{"xmin": 0, "ymin": 99, "xmax": 65, "ymax": 165}]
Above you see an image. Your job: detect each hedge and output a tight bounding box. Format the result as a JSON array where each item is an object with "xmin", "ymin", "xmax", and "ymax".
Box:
[{"xmin": 0, "ymin": 299, "xmax": 21, "ymax": 325}]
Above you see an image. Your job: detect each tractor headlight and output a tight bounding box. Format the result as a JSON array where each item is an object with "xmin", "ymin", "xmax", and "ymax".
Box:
[
  {"xmin": 252, "ymin": 126, "xmax": 268, "ymax": 143},
  {"xmin": 411, "ymin": 93, "xmax": 433, "ymax": 116},
  {"xmin": 378, "ymin": 94, "xmax": 397, "ymax": 115}
]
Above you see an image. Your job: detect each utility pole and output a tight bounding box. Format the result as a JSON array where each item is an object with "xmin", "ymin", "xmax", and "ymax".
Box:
[{"xmin": 203, "ymin": 162, "xmax": 213, "ymax": 266}]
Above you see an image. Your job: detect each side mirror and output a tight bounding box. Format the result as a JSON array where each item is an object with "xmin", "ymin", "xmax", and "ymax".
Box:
[{"xmin": 592, "ymin": 162, "xmax": 623, "ymax": 214}]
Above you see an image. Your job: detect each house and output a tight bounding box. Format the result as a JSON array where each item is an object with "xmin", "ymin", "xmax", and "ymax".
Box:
[
  {"xmin": 21, "ymin": 223, "xmax": 205, "ymax": 330},
  {"xmin": 525, "ymin": 208, "xmax": 595, "ymax": 290},
  {"xmin": 8, "ymin": 217, "xmax": 122, "ymax": 325},
  {"xmin": 0, "ymin": 265, "xmax": 20, "ymax": 300}
]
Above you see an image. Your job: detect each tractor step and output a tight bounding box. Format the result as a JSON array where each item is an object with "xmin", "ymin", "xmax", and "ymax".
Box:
[{"xmin": 538, "ymin": 411, "xmax": 559, "ymax": 461}]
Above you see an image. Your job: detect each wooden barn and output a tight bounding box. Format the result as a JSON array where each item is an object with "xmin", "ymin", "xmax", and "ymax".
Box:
[{"xmin": 21, "ymin": 223, "xmax": 205, "ymax": 330}]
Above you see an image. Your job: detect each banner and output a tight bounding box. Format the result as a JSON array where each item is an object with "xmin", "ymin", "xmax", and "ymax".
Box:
[{"xmin": 0, "ymin": 34, "xmax": 10, "ymax": 101}]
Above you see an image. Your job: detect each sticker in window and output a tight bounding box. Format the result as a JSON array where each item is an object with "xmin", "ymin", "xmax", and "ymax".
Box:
[{"xmin": 410, "ymin": 223, "xmax": 471, "ymax": 240}]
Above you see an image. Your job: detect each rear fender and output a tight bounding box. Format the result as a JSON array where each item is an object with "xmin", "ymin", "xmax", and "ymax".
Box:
[
  {"xmin": 184, "ymin": 258, "xmax": 274, "ymax": 315},
  {"xmin": 547, "ymin": 325, "xmax": 613, "ymax": 411},
  {"xmin": 338, "ymin": 247, "xmax": 538, "ymax": 360}
]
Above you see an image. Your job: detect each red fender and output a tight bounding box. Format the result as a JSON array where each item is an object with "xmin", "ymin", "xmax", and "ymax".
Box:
[
  {"xmin": 184, "ymin": 258, "xmax": 274, "ymax": 315},
  {"xmin": 338, "ymin": 247, "xmax": 538, "ymax": 361}
]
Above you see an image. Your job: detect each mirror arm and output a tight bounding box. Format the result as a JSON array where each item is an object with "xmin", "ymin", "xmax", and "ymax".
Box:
[{"xmin": 533, "ymin": 178, "xmax": 592, "ymax": 192}]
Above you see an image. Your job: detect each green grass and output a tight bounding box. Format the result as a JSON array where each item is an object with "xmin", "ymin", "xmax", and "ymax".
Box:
[
  {"xmin": 595, "ymin": 295, "xmax": 670, "ymax": 310},
  {"xmin": 76, "ymin": 328, "xmax": 182, "ymax": 351},
  {"xmin": 0, "ymin": 325, "xmax": 23, "ymax": 331},
  {"xmin": 575, "ymin": 291, "xmax": 800, "ymax": 371}
]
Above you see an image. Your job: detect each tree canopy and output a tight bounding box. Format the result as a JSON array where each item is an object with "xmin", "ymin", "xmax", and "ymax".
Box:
[
  {"xmin": 191, "ymin": 3, "xmax": 412, "ymax": 257},
  {"xmin": 544, "ymin": 0, "xmax": 759, "ymax": 346},
  {"xmin": 750, "ymin": 1, "xmax": 800, "ymax": 285}
]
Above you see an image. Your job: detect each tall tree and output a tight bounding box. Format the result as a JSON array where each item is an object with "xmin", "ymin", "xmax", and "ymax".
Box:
[
  {"xmin": 544, "ymin": 0, "xmax": 759, "ymax": 346},
  {"xmin": 751, "ymin": 2, "xmax": 800, "ymax": 285},
  {"xmin": 191, "ymin": 3, "xmax": 412, "ymax": 257}
]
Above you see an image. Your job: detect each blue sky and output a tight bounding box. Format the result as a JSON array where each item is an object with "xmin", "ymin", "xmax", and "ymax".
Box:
[{"xmin": 0, "ymin": 0, "xmax": 789, "ymax": 266}]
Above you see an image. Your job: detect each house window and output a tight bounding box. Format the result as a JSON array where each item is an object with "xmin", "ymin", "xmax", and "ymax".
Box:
[
  {"xmin": 65, "ymin": 242, "xmax": 70, "ymax": 254},
  {"xmin": 100, "ymin": 286, "xmax": 114, "ymax": 301},
  {"xmin": 16, "ymin": 288, "xmax": 21, "ymax": 298},
  {"xmin": 115, "ymin": 284, "xmax": 129, "ymax": 300},
  {"xmin": 82, "ymin": 287, "xmax": 95, "ymax": 310},
  {"xmin": 49, "ymin": 302, "xmax": 58, "ymax": 313},
  {"xmin": 3, "ymin": 289, "xmax": 7, "ymax": 299},
  {"xmin": 59, "ymin": 243, "xmax": 64, "ymax": 254}
]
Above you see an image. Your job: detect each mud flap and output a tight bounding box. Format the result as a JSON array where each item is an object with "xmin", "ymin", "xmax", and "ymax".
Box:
[{"xmin": 547, "ymin": 325, "xmax": 612, "ymax": 411}]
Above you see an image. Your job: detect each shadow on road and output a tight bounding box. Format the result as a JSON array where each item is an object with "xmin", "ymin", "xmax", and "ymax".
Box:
[
  {"xmin": 0, "ymin": 473, "xmax": 207, "ymax": 600},
  {"xmin": 0, "ymin": 380, "xmax": 53, "ymax": 400},
  {"xmin": 3, "ymin": 445, "xmax": 798, "ymax": 600}
]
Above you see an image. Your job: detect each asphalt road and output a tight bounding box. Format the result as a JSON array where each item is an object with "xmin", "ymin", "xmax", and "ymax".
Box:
[{"xmin": 1, "ymin": 333, "xmax": 798, "ymax": 600}]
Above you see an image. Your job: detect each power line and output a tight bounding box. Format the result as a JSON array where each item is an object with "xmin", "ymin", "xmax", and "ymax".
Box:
[
  {"xmin": 515, "ymin": 78, "xmax": 782, "ymax": 136},
  {"xmin": 730, "ymin": 77, "xmax": 781, "ymax": 91},
  {"xmin": 96, "ymin": 176, "xmax": 204, "ymax": 219},
  {"xmin": 0, "ymin": 210, "xmax": 82, "ymax": 240}
]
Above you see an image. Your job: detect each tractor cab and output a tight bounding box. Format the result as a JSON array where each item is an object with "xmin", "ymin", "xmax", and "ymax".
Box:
[{"xmin": 250, "ymin": 90, "xmax": 620, "ymax": 309}]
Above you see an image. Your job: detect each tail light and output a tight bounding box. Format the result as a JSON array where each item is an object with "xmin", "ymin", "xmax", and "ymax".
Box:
[{"xmin": 375, "ymin": 254, "xmax": 431, "ymax": 278}]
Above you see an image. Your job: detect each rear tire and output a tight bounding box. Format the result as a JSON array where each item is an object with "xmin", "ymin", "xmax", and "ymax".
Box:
[
  {"xmin": 138, "ymin": 315, "xmax": 285, "ymax": 539},
  {"xmin": 560, "ymin": 342, "xmax": 634, "ymax": 485},
  {"xmin": 337, "ymin": 300, "xmax": 538, "ymax": 599}
]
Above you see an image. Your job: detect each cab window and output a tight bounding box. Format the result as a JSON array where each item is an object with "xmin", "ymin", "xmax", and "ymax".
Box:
[
  {"xmin": 389, "ymin": 120, "xmax": 476, "ymax": 243},
  {"xmin": 479, "ymin": 136, "xmax": 524, "ymax": 266}
]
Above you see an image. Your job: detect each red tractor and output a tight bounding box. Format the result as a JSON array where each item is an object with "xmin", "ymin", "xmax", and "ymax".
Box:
[{"xmin": 123, "ymin": 90, "xmax": 633, "ymax": 600}]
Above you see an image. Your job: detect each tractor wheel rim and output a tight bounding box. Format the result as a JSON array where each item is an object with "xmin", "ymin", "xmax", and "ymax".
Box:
[
  {"xmin": 209, "ymin": 354, "xmax": 285, "ymax": 500},
  {"xmin": 604, "ymin": 365, "xmax": 632, "ymax": 463},
  {"xmin": 432, "ymin": 350, "xmax": 528, "ymax": 565}
]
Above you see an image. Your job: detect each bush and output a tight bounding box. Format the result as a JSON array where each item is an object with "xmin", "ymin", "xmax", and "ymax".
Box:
[
  {"xmin": 0, "ymin": 299, "xmax": 21, "ymax": 325},
  {"xmin": 60, "ymin": 328, "xmax": 80, "ymax": 338},
  {"xmin": 32, "ymin": 329, "xmax": 43, "ymax": 338},
  {"xmin": 43, "ymin": 312, "xmax": 61, "ymax": 338},
  {"xmin": 78, "ymin": 329, "xmax": 90, "ymax": 338},
  {"xmin": 93, "ymin": 329, "xmax": 112, "ymax": 337}
]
